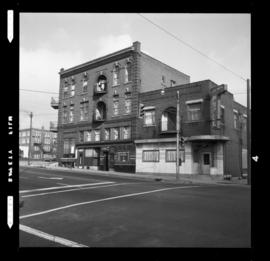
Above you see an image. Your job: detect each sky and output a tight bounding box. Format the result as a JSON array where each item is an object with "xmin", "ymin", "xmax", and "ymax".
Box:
[{"xmin": 19, "ymin": 13, "xmax": 250, "ymax": 130}]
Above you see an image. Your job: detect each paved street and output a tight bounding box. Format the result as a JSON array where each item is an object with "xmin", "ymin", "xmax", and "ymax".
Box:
[{"xmin": 19, "ymin": 166, "xmax": 251, "ymax": 248}]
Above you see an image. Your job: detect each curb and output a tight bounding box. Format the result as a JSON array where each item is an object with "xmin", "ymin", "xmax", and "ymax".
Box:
[{"xmin": 20, "ymin": 164, "xmax": 249, "ymax": 187}]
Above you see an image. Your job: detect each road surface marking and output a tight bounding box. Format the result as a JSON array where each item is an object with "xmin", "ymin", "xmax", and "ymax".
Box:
[
  {"xmin": 21, "ymin": 183, "xmax": 132, "ymax": 198},
  {"xmin": 20, "ymin": 185, "xmax": 201, "ymax": 219},
  {"xmin": 20, "ymin": 224, "xmax": 88, "ymax": 247},
  {"xmin": 38, "ymin": 177, "xmax": 63, "ymax": 180},
  {"xmin": 20, "ymin": 181, "xmax": 115, "ymax": 194},
  {"xmin": 57, "ymin": 183, "xmax": 70, "ymax": 186}
]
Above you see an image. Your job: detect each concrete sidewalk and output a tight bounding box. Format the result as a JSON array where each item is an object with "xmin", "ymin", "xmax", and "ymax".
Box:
[{"xmin": 19, "ymin": 161, "xmax": 249, "ymax": 187}]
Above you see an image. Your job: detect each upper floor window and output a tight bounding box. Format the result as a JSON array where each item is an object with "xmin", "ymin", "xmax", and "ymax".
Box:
[
  {"xmin": 80, "ymin": 101, "xmax": 89, "ymax": 121},
  {"xmin": 69, "ymin": 105, "xmax": 74, "ymax": 123},
  {"xmin": 113, "ymin": 100, "xmax": 119, "ymax": 116},
  {"xmin": 170, "ymin": 80, "xmax": 176, "ymax": 87},
  {"xmin": 94, "ymin": 130, "xmax": 100, "ymax": 141},
  {"xmin": 144, "ymin": 109, "xmax": 156, "ymax": 126},
  {"xmin": 63, "ymin": 84, "xmax": 69, "ymax": 99},
  {"xmin": 220, "ymin": 106, "xmax": 225, "ymax": 124},
  {"xmin": 96, "ymin": 75, "xmax": 107, "ymax": 92},
  {"xmin": 122, "ymin": 126, "xmax": 131, "ymax": 139},
  {"xmin": 62, "ymin": 107, "xmax": 68, "ymax": 124},
  {"xmin": 79, "ymin": 131, "xmax": 84, "ymax": 142},
  {"xmin": 113, "ymin": 65, "xmax": 120, "ymax": 86},
  {"xmin": 104, "ymin": 128, "xmax": 110, "ymax": 141},
  {"xmin": 162, "ymin": 75, "xmax": 166, "ymax": 84},
  {"xmin": 234, "ymin": 110, "xmax": 239, "ymax": 129},
  {"xmin": 111, "ymin": 128, "xmax": 119, "ymax": 140},
  {"xmin": 187, "ymin": 102, "xmax": 202, "ymax": 121},
  {"xmin": 70, "ymin": 84, "xmax": 75, "ymax": 97},
  {"xmin": 242, "ymin": 115, "xmax": 247, "ymax": 131},
  {"xmin": 84, "ymin": 130, "xmax": 92, "ymax": 142},
  {"xmin": 124, "ymin": 62, "xmax": 132, "ymax": 83},
  {"xmin": 124, "ymin": 99, "xmax": 131, "ymax": 114},
  {"xmin": 63, "ymin": 138, "xmax": 75, "ymax": 155}
]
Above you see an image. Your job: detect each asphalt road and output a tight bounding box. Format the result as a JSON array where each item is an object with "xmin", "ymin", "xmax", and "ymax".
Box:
[{"xmin": 19, "ymin": 166, "xmax": 251, "ymax": 248}]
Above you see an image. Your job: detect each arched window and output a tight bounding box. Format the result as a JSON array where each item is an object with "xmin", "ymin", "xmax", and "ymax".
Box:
[
  {"xmin": 96, "ymin": 75, "xmax": 107, "ymax": 92},
  {"xmin": 94, "ymin": 101, "xmax": 106, "ymax": 121}
]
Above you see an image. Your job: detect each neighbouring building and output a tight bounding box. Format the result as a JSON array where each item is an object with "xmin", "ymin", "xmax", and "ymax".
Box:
[
  {"xmin": 51, "ymin": 41, "xmax": 190, "ymax": 171},
  {"xmin": 19, "ymin": 126, "xmax": 57, "ymax": 160},
  {"xmin": 135, "ymin": 80, "xmax": 247, "ymax": 178}
]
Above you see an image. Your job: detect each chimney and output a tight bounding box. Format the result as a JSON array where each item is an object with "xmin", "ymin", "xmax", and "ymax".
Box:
[{"xmin": 133, "ymin": 41, "xmax": 141, "ymax": 53}]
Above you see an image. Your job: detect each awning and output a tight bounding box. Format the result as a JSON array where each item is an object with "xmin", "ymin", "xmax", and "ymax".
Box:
[{"xmin": 186, "ymin": 135, "xmax": 229, "ymax": 142}]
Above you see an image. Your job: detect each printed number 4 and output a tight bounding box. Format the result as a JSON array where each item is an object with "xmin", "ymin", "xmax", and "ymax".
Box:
[{"xmin": 252, "ymin": 156, "xmax": 259, "ymax": 162}]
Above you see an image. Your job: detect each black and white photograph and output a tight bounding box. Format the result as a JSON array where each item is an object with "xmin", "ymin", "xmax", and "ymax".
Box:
[{"xmin": 12, "ymin": 12, "xmax": 252, "ymax": 249}]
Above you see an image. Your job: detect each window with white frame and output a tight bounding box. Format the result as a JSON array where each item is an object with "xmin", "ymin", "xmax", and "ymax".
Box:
[
  {"xmin": 165, "ymin": 149, "xmax": 185, "ymax": 162},
  {"xmin": 104, "ymin": 128, "xmax": 110, "ymax": 140},
  {"xmin": 187, "ymin": 102, "xmax": 202, "ymax": 121},
  {"xmin": 124, "ymin": 99, "xmax": 131, "ymax": 114},
  {"xmin": 142, "ymin": 150, "xmax": 159, "ymax": 162},
  {"xmin": 122, "ymin": 126, "xmax": 131, "ymax": 139},
  {"xmin": 84, "ymin": 130, "xmax": 92, "ymax": 142},
  {"xmin": 113, "ymin": 100, "xmax": 119, "ymax": 116},
  {"xmin": 113, "ymin": 65, "xmax": 120, "ymax": 86},
  {"xmin": 124, "ymin": 62, "xmax": 132, "ymax": 83},
  {"xmin": 234, "ymin": 111, "xmax": 239, "ymax": 129},
  {"xmin": 144, "ymin": 110, "xmax": 156, "ymax": 126},
  {"xmin": 111, "ymin": 128, "xmax": 119, "ymax": 140},
  {"xmin": 63, "ymin": 84, "xmax": 69, "ymax": 99},
  {"xmin": 94, "ymin": 130, "xmax": 100, "ymax": 141},
  {"xmin": 69, "ymin": 105, "xmax": 74, "ymax": 123},
  {"xmin": 70, "ymin": 84, "xmax": 75, "ymax": 97}
]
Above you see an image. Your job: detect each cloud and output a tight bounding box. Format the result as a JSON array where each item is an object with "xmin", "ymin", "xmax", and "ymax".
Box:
[
  {"xmin": 95, "ymin": 34, "xmax": 133, "ymax": 58},
  {"xmin": 20, "ymin": 47, "xmax": 84, "ymax": 129}
]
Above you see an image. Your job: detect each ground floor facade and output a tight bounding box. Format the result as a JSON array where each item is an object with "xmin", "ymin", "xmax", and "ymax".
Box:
[{"xmin": 135, "ymin": 136, "xmax": 229, "ymax": 176}]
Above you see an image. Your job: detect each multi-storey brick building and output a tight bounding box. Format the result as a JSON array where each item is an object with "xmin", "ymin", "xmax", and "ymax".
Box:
[
  {"xmin": 135, "ymin": 80, "xmax": 247, "ymax": 178},
  {"xmin": 19, "ymin": 127, "xmax": 57, "ymax": 160},
  {"xmin": 52, "ymin": 41, "xmax": 190, "ymax": 171}
]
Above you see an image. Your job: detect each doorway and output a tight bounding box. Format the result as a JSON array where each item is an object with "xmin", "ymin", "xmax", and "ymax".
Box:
[
  {"xmin": 104, "ymin": 151, "xmax": 109, "ymax": 171},
  {"xmin": 78, "ymin": 151, "xmax": 84, "ymax": 168},
  {"xmin": 201, "ymin": 152, "xmax": 211, "ymax": 174}
]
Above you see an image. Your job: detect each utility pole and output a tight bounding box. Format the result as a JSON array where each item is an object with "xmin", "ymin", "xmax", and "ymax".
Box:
[
  {"xmin": 247, "ymin": 79, "xmax": 251, "ymax": 185},
  {"xmin": 176, "ymin": 91, "xmax": 180, "ymax": 181},
  {"xmin": 27, "ymin": 112, "xmax": 33, "ymax": 165}
]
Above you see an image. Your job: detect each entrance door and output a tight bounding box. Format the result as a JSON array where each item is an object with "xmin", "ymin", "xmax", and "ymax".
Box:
[
  {"xmin": 201, "ymin": 152, "xmax": 211, "ymax": 174},
  {"xmin": 78, "ymin": 151, "xmax": 84, "ymax": 168},
  {"xmin": 104, "ymin": 151, "xmax": 109, "ymax": 171}
]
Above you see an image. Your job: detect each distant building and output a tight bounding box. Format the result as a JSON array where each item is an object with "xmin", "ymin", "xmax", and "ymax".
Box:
[{"xmin": 19, "ymin": 127, "xmax": 57, "ymax": 160}]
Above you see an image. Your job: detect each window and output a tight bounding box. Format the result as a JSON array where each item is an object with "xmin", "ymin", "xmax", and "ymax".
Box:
[
  {"xmin": 124, "ymin": 62, "xmax": 132, "ymax": 83},
  {"xmin": 124, "ymin": 99, "xmax": 131, "ymax": 114},
  {"xmin": 187, "ymin": 103, "xmax": 201, "ymax": 121},
  {"xmin": 220, "ymin": 106, "xmax": 225, "ymax": 124},
  {"xmin": 70, "ymin": 84, "xmax": 75, "ymax": 97},
  {"xmin": 113, "ymin": 66, "xmax": 120, "ymax": 86},
  {"xmin": 234, "ymin": 111, "xmax": 239, "ymax": 129},
  {"xmin": 69, "ymin": 105, "xmax": 74, "ymax": 123},
  {"xmin": 79, "ymin": 131, "xmax": 84, "ymax": 142},
  {"xmin": 162, "ymin": 75, "xmax": 166, "ymax": 84},
  {"xmin": 94, "ymin": 130, "xmax": 100, "ymax": 141},
  {"xmin": 104, "ymin": 129, "xmax": 110, "ymax": 140},
  {"xmin": 80, "ymin": 101, "xmax": 89, "ymax": 121},
  {"xmin": 142, "ymin": 150, "xmax": 159, "ymax": 162},
  {"xmin": 144, "ymin": 110, "xmax": 156, "ymax": 126},
  {"xmin": 85, "ymin": 148, "xmax": 98, "ymax": 158},
  {"xmin": 83, "ymin": 79, "xmax": 88, "ymax": 93},
  {"xmin": 84, "ymin": 131, "xmax": 92, "ymax": 142},
  {"xmin": 242, "ymin": 115, "xmax": 247, "ymax": 131},
  {"xmin": 113, "ymin": 100, "xmax": 119, "ymax": 116},
  {"xmin": 63, "ymin": 85, "xmax": 69, "ymax": 99},
  {"xmin": 165, "ymin": 149, "xmax": 185, "ymax": 162},
  {"xmin": 170, "ymin": 80, "xmax": 176, "ymax": 87},
  {"xmin": 161, "ymin": 112, "xmax": 168, "ymax": 131},
  {"xmin": 111, "ymin": 128, "xmax": 119, "ymax": 140},
  {"xmin": 63, "ymin": 139, "xmax": 70, "ymax": 154},
  {"xmin": 122, "ymin": 127, "xmax": 131, "ymax": 139},
  {"xmin": 62, "ymin": 107, "xmax": 68, "ymax": 124},
  {"xmin": 118, "ymin": 152, "xmax": 129, "ymax": 162}
]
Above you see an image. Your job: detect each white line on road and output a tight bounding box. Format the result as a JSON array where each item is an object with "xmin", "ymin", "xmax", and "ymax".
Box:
[
  {"xmin": 20, "ymin": 185, "xmax": 201, "ymax": 219},
  {"xmin": 38, "ymin": 177, "xmax": 63, "ymax": 180},
  {"xmin": 20, "ymin": 224, "xmax": 88, "ymax": 247},
  {"xmin": 21, "ymin": 183, "xmax": 132, "ymax": 198},
  {"xmin": 57, "ymin": 183, "xmax": 70, "ymax": 186},
  {"xmin": 20, "ymin": 181, "xmax": 115, "ymax": 194}
]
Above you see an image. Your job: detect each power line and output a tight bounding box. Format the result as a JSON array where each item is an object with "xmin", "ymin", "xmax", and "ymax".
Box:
[
  {"xmin": 137, "ymin": 13, "xmax": 247, "ymax": 82},
  {"xmin": 20, "ymin": 89, "xmax": 58, "ymax": 95}
]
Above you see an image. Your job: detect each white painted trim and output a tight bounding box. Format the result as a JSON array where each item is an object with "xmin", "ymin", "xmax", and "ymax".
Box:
[
  {"xmin": 233, "ymin": 109, "xmax": 238, "ymax": 113},
  {"xmin": 185, "ymin": 99, "xmax": 203, "ymax": 104},
  {"xmin": 144, "ymin": 106, "xmax": 155, "ymax": 110},
  {"xmin": 20, "ymin": 185, "xmax": 202, "ymax": 220},
  {"xmin": 20, "ymin": 224, "xmax": 88, "ymax": 247}
]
